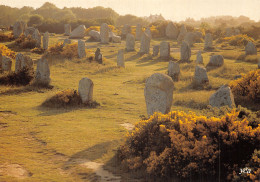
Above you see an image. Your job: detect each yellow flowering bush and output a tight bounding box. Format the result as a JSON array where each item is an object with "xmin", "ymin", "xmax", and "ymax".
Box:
[
  {"xmin": 85, "ymin": 26, "xmax": 100, "ymax": 35},
  {"xmin": 15, "ymin": 34, "xmax": 37, "ymax": 49},
  {"xmin": 218, "ymin": 34, "xmax": 254, "ymax": 46},
  {"xmin": 229, "ymin": 70, "xmax": 260, "ymax": 102},
  {"xmin": 60, "ymin": 43, "xmax": 78, "ymax": 59},
  {"xmin": 47, "ymin": 43, "xmax": 63, "ymax": 56},
  {"xmin": 118, "ymin": 110, "xmax": 260, "ymax": 180},
  {"xmin": 0, "ymin": 32, "xmax": 15, "ymax": 42},
  {"xmin": 0, "ymin": 44, "xmax": 16, "ymax": 59}
]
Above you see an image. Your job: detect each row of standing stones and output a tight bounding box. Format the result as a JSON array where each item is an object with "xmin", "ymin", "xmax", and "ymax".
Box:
[{"xmin": 3, "ymin": 21, "xmax": 260, "ymax": 116}]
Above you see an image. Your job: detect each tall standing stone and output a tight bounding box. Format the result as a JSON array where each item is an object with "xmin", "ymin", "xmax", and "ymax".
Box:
[
  {"xmin": 69, "ymin": 25, "xmax": 86, "ymax": 39},
  {"xmin": 144, "ymin": 73, "xmax": 174, "ymax": 116},
  {"xmin": 24, "ymin": 27, "xmax": 35, "ymax": 37},
  {"xmin": 13, "ymin": 21, "xmax": 24, "ymax": 38},
  {"xmin": 168, "ymin": 61, "xmax": 180, "ymax": 81},
  {"xmin": 122, "ymin": 24, "xmax": 131, "ymax": 39},
  {"xmin": 196, "ymin": 51, "xmax": 203, "ymax": 64},
  {"xmin": 160, "ymin": 41, "xmax": 170, "ymax": 59},
  {"xmin": 95, "ymin": 48, "xmax": 102, "ymax": 64},
  {"xmin": 126, "ymin": 34, "xmax": 135, "ymax": 51},
  {"xmin": 177, "ymin": 24, "xmax": 187, "ymax": 44},
  {"xmin": 209, "ymin": 85, "xmax": 235, "ymax": 108},
  {"xmin": 35, "ymin": 58, "xmax": 50, "ymax": 85},
  {"xmin": 136, "ymin": 24, "xmax": 142, "ymax": 41},
  {"xmin": 78, "ymin": 40, "xmax": 86, "ymax": 58},
  {"xmin": 32, "ymin": 29, "xmax": 41, "ymax": 48},
  {"xmin": 78, "ymin": 77, "xmax": 94, "ymax": 104},
  {"xmin": 2, "ymin": 56, "xmax": 12, "ymax": 72},
  {"xmin": 64, "ymin": 24, "xmax": 71, "ymax": 36},
  {"xmin": 153, "ymin": 45, "xmax": 160, "ymax": 56},
  {"xmin": 204, "ymin": 33, "xmax": 213, "ymax": 50},
  {"xmin": 166, "ymin": 22, "xmax": 178, "ymax": 39},
  {"xmin": 245, "ymin": 41, "xmax": 257, "ymax": 55},
  {"xmin": 180, "ymin": 41, "xmax": 191, "ymax": 62},
  {"xmin": 117, "ymin": 49, "xmax": 125, "ymax": 68},
  {"xmin": 100, "ymin": 23, "xmax": 109, "ymax": 44},
  {"xmin": 15, "ymin": 53, "xmax": 33, "ymax": 73},
  {"xmin": 140, "ymin": 32, "xmax": 151, "ymax": 54},
  {"xmin": 145, "ymin": 27, "xmax": 152, "ymax": 39},
  {"xmin": 193, "ymin": 65, "xmax": 209, "ymax": 86},
  {"xmin": 184, "ymin": 32, "xmax": 195, "ymax": 46},
  {"xmin": 43, "ymin": 32, "xmax": 49, "ymax": 50}
]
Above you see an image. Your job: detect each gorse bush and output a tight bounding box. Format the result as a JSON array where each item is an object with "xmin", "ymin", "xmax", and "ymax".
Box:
[
  {"xmin": 0, "ymin": 44, "xmax": 16, "ymax": 59},
  {"xmin": 118, "ymin": 111, "xmax": 260, "ymax": 181},
  {"xmin": 31, "ymin": 47, "xmax": 45, "ymax": 54},
  {"xmin": 217, "ymin": 34, "xmax": 254, "ymax": 46},
  {"xmin": 15, "ymin": 34, "xmax": 37, "ymax": 49},
  {"xmin": 0, "ymin": 32, "xmax": 15, "ymax": 42},
  {"xmin": 0, "ymin": 68, "xmax": 34, "ymax": 86},
  {"xmin": 60, "ymin": 43, "xmax": 78, "ymax": 59},
  {"xmin": 229, "ymin": 70, "xmax": 260, "ymax": 102},
  {"xmin": 47, "ymin": 43, "xmax": 63, "ymax": 56},
  {"xmin": 42, "ymin": 89, "xmax": 100, "ymax": 108}
]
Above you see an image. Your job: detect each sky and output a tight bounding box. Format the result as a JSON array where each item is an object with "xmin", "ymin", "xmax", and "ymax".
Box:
[{"xmin": 1, "ymin": 0, "xmax": 260, "ymax": 22}]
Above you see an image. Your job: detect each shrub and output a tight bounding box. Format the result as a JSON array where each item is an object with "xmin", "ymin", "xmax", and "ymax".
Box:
[
  {"xmin": 244, "ymin": 55, "xmax": 260, "ymax": 63},
  {"xmin": 41, "ymin": 89, "xmax": 100, "ymax": 108},
  {"xmin": 47, "ymin": 43, "xmax": 63, "ymax": 56},
  {"xmin": 15, "ymin": 34, "xmax": 37, "ymax": 49},
  {"xmin": 217, "ymin": 34, "xmax": 254, "ymax": 46},
  {"xmin": 118, "ymin": 111, "xmax": 260, "ymax": 181},
  {"xmin": 0, "ymin": 68, "xmax": 34, "ymax": 86},
  {"xmin": 85, "ymin": 26, "xmax": 100, "ymax": 35},
  {"xmin": 60, "ymin": 43, "xmax": 78, "ymax": 59},
  {"xmin": 0, "ymin": 44, "xmax": 16, "ymax": 59},
  {"xmin": 0, "ymin": 32, "xmax": 15, "ymax": 42},
  {"xmin": 31, "ymin": 47, "xmax": 45, "ymax": 54},
  {"xmin": 150, "ymin": 25, "xmax": 160, "ymax": 38},
  {"xmin": 229, "ymin": 70, "xmax": 260, "ymax": 102}
]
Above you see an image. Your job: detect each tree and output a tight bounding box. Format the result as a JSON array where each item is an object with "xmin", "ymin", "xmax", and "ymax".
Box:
[{"xmin": 28, "ymin": 14, "xmax": 43, "ymax": 26}]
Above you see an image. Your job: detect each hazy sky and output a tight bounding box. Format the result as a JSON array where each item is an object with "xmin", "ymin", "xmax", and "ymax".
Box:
[{"xmin": 1, "ymin": 0, "xmax": 260, "ymax": 21}]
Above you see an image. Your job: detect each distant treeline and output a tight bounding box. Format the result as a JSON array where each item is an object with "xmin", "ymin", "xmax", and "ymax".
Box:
[{"xmin": 0, "ymin": 2, "xmax": 149, "ymax": 33}]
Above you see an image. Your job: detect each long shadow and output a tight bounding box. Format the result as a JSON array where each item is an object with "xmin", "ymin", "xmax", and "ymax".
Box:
[
  {"xmin": 125, "ymin": 53, "xmax": 140, "ymax": 62},
  {"xmin": 104, "ymin": 53, "xmax": 118, "ymax": 59},
  {"xmin": 0, "ymin": 85, "xmax": 53, "ymax": 96},
  {"xmin": 65, "ymin": 140, "xmax": 120, "ymax": 166}
]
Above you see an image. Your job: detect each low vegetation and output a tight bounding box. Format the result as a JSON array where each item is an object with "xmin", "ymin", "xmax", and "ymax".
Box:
[
  {"xmin": 117, "ymin": 110, "xmax": 260, "ymax": 181},
  {"xmin": 15, "ymin": 34, "xmax": 37, "ymax": 49},
  {"xmin": 0, "ymin": 44, "xmax": 16, "ymax": 58},
  {"xmin": 0, "ymin": 68, "xmax": 34, "ymax": 86}
]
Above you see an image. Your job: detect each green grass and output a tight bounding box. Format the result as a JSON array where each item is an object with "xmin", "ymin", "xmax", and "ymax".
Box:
[{"xmin": 0, "ymin": 35, "xmax": 258, "ymax": 181}]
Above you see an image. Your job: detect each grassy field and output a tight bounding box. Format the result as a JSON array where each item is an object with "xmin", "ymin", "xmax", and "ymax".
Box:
[{"xmin": 0, "ymin": 34, "xmax": 259, "ymax": 181}]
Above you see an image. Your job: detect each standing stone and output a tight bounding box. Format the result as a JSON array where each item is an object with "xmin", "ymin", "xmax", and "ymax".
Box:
[
  {"xmin": 63, "ymin": 39, "xmax": 72, "ymax": 47},
  {"xmin": 100, "ymin": 23, "xmax": 109, "ymax": 44},
  {"xmin": 89, "ymin": 30, "xmax": 101, "ymax": 41},
  {"xmin": 24, "ymin": 27, "xmax": 35, "ymax": 37},
  {"xmin": 95, "ymin": 48, "xmax": 102, "ymax": 64},
  {"xmin": 35, "ymin": 58, "xmax": 50, "ymax": 85},
  {"xmin": 193, "ymin": 65, "xmax": 209, "ymax": 86},
  {"xmin": 209, "ymin": 85, "xmax": 235, "ymax": 108},
  {"xmin": 122, "ymin": 24, "xmax": 131, "ymax": 39},
  {"xmin": 136, "ymin": 24, "xmax": 142, "ymax": 41},
  {"xmin": 160, "ymin": 41, "xmax": 170, "ymax": 59},
  {"xmin": 78, "ymin": 40, "xmax": 86, "ymax": 58},
  {"xmin": 177, "ymin": 24, "xmax": 187, "ymax": 43},
  {"xmin": 32, "ymin": 29, "xmax": 41, "ymax": 48},
  {"xmin": 117, "ymin": 49, "xmax": 125, "ymax": 68},
  {"xmin": 180, "ymin": 41, "xmax": 191, "ymax": 62},
  {"xmin": 207, "ymin": 55, "xmax": 224, "ymax": 68},
  {"xmin": 153, "ymin": 45, "xmax": 160, "ymax": 56},
  {"xmin": 126, "ymin": 34, "xmax": 135, "ymax": 51},
  {"xmin": 140, "ymin": 32, "xmax": 151, "ymax": 54},
  {"xmin": 204, "ymin": 33, "xmax": 213, "ymax": 50},
  {"xmin": 168, "ymin": 61, "xmax": 180, "ymax": 81},
  {"xmin": 43, "ymin": 32, "xmax": 49, "ymax": 50},
  {"xmin": 184, "ymin": 32, "xmax": 195, "ymax": 46},
  {"xmin": 196, "ymin": 51, "xmax": 203, "ymax": 64},
  {"xmin": 194, "ymin": 31, "xmax": 203, "ymax": 42},
  {"xmin": 69, "ymin": 25, "xmax": 86, "ymax": 39},
  {"xmin": 64, "ymin": 24, "xmax": 71, "ymax": 36},
  {"xmin": 2, "ymin": 56, "xmax": 12, "ymax": 72},
  {"xmin": 144, "ymin": 73, "xmax": 174, "ymax": 116},
  {"xmin": 78, "ymin": 77, "xmax": 94, "ymax": 104},
  {"xmin": 145, "ymin": 27, "xmax": 152, "ymax": 39},
  {"xmin": 13, "ymin": 21, "xmax": 24, "ymax": 38},
  {"xmin": 15, "ymin": 53, "xmax": 33, "ymax": 73},
  {"xmin": 225, "ymin": 28, "xmax": 233, "ymax": 37},
  {"xmin": 166, "ymin": 22, "xmax": 178, "ymax": 39},
  {"xmin": 245, "ymin": 41, "xmax": 257, "ymax": 55}
]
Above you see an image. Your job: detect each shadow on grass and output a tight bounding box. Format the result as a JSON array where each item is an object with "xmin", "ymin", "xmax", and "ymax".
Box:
[
  {"xmin": 125, "ymin": 53, "xmax": 141, "ymax": 62},
  {"xmin": 0, "ymin": 85, "xmax": 53, "ymax": 96},
  {"xmin": 104, "ymin": 53, "xmax": 118, "ymax": 59}
]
